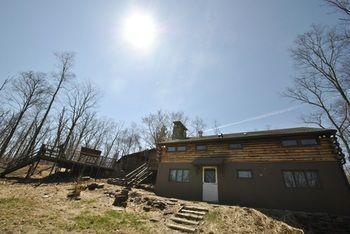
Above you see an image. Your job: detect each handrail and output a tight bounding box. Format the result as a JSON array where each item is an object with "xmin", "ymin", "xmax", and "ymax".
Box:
[{"xmin": 125, "ymin": 162, "xmax": 148, "ymax": 178}]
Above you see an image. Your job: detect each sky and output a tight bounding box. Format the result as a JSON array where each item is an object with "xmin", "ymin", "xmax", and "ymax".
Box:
[{"xmin": 0, "ymin": 0, "xmax": 339, "ymax": 134}]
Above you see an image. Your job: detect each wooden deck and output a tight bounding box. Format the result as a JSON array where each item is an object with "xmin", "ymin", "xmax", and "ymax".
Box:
[
  {"xmin": 0, "ymin": 145, "xmax": 116, "ymax": 177},
  {"xmin": 41, "ymin": 145, "xmax": 115, "ymax": 171}
]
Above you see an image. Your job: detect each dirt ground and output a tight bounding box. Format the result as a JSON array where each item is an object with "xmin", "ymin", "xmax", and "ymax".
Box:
[{"xmin": 0, "ymin": 166, "xmax": 348, "ymax": 233}]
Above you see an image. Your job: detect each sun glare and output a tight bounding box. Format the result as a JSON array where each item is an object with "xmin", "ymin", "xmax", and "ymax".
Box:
[{"xmin": 122, "ymin": 11, "xmax": 158, "ymax": 51}]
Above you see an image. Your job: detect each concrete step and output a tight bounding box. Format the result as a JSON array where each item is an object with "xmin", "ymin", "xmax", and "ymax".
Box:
[
  {"xmin": 166, "ymin": 223, "xmax": 196, "ymax": 233},
  {"xmin": 170, "ymin": 217, "xmax": 199, "ymax": 226},
  {"xmin": 176, "ymin": 212, "xmax": 203, "ymax": 221},
  {"xmin": 180, "ymin": 209, "xmax": 206, "ymax": 216},
  {"xmin": 183, "ymin": 206, "xmax": 209, "ymax": 212}
]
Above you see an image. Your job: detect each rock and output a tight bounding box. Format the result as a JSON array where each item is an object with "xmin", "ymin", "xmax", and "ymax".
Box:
[
  {"xmin": 169, "ymin": 198, "xmax": 178, "ymax": 202},
  {"xmin": 104, "ymin": 190, "xmax": 116, "ymax": 197},
  {"xmin": 113, "ymin": 195, "xmax": 128, "ymax": 207},
  {"xmin": 129, "ymin": 191, "xmax": 141, "ymax": 198},
  {"xmin": 67, "ymin": 185, "xmax": 82, "ymax": 200},
  {"xmin": 112, "ymin": 187, "xmax": 129, "ymax": 207},
  {"xmin": 133, "ymin": 197, "xmax": 142, "ymax": 204},
  {"xmin": 137, "ymin": 184, "xmax": 154, "ymax": 192},
  {"xmin": 87, "ymin": 183, "xmax": 104, "ymax": 190},
  {"xmin": 143, "ymin": 206, "xmax": 151, "ymax": 212},
  {"xmin": 120, "ymin": 187, "xmax": 130, "ymax": 195},
  {"xmin": 146, "ymin": 199, "xmax": 167, "ymax": 210},
  {"xmin": 112, "ymin": 206, "xmax": 124, "ymax": 211},
  {"xmin": 81, "ymin": 176, "xmax": 91, "ymax": 181},
  {"xmin": 107, "ymin": 178, "xmax": 125, "ymax": 185},
  {"xmin": 164, "ymin": 211, "xmax": 173, "ymax": 215},
  {"xmin": 150, "ymin": 217, "xmax": 161, "ymax": 222},
  {"xmin": 42, "ymin": 195, "xmax": 49, "ymax": 198}
]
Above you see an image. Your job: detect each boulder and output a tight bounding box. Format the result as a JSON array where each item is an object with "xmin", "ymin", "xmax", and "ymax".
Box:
[
  {"xmin": 87, "ymin": 183, "xmax": 104, "ymax": 190},
  {"xmin": 112, "ymin": 186, "xmax": 130, "ymax": 207},
  {"xmin": 113, "ymin": 195, "xmax": 128, "ymax": 207}
]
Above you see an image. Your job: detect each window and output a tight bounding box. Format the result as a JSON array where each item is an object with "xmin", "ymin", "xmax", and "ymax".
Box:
[
  {"xmin": 167, "ymin": 146, "xmax": 187, "ymax": 152},
  {"xmin": 169, "ymin": 169, "xmax": 177, "ymax": 181},
  {"xmin": 169, "ymin": 169, "xmax": 190, "ymax": 182},
  {"xmin": 282, "ymin": 171, "xmax": 320, "ymax": 189},
  {"xmin": 305, "ymin": 171, "xmax": 320, "ymax": 188},
  {"xmin": 229, "ymin": 143, "xmax": 242, "ymax": 149},
  {"xmin": 283, "ymin": 171, "xmax": 296, "ymax": 188},
  {"xmin": 204, "ymin": 168, "xmax": 216, "ymax": 183},
  {"xmin": 196, "ymin": 145, "xmax": 207, "ymax": 151},
  {"xmin": 281, "ymin": 139, "xmax": 298, "ymax": 147},
  {"xmin": 237, "ymin": 170, "xmax": 252, "ymax": 179},
  {"xmin": 301, "ymin": 138, "xmax": 318, "ymax": 146},
  {"xmin": 282, "ymin": 138, "xmax": 318, "ymax": 147},
  {"xmin": 167, "ymin": 146, "xmax": 176, "ymax": 152},
  {"xmin": 177, "ymin": 146, "xmax": 187, "ymax": 152},
  {"xmin": 294, "ymin": 171, "xmax": 308, "ymax": 188}
]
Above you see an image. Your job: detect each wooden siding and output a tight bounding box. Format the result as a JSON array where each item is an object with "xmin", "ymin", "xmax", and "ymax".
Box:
[{"xmin": 159, "ymin": 136, "xmax": 338, "ymax": 163}]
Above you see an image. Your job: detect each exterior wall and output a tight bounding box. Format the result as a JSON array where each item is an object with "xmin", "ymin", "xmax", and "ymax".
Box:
[
  {"xmin": 113, "ymin": 149, "xmax": 157, "ymax": 176},
  {"xmin": 155, "ymin": 161, "xmax": 350, "ymax": 215},
  {"xmin": 160, "ymin": 136, "xmax": 337, "ymax": 163}
]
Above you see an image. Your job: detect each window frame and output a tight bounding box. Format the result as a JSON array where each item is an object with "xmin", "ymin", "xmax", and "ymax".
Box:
[
  {"xmin": 237, "ymin": 169, "xmax": 253, "ymax": 179},
  {"xmin": 281, "ymin": 137, "xmax": 319, "ymax": 148},
  {"xmin": 229, "ymin": 143, "xmax": 243, "ymax": 150},
  {"xmin": 169, "ymin": 169, "xmax": 190, "ymax": 183},
  {"xmin": 300, "ymin": 138, "xmax": 319, "ymax": 146},
  {"xmin": 281, "ymin": 139, "xmax": 298, "ymax": 147},
  {"xmin": 167, "ymin": 146, "xmax": 176, "ymax": 152},
  {"xmin": 196, "ymin": 145, "xmax": 207, "ymax": 151},
  {"xmin": 176, "ymin": 146, "xmax": 187, "ymax": 152},
  {"xmin": 282, "ymin": 170, "xmax": 321, "ymax": 189}
]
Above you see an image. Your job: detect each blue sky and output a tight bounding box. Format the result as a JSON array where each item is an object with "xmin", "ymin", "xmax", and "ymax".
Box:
[{"xmin": 0, "ymin": 0, "xmax": 338, "ymax": 134}]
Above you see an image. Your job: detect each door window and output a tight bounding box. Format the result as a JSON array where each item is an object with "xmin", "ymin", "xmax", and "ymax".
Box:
[{"xmin": 204, "ymin": 168, "xmax": 216, "ymax": 183}]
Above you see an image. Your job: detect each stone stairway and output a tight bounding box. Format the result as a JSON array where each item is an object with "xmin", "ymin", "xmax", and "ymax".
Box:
[{"xmin": 166, "ymin": 205, "xmax": 209, "ymax": 233}]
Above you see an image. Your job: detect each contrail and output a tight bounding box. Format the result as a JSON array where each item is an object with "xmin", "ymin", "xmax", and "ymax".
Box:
[{"xmin": 204, "ymin": 105, "xmax": 303, "ymax": 133}]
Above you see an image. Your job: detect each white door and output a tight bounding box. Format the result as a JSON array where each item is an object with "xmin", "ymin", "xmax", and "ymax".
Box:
[{"xmin": 202, "ymin": 166, "xmax": 218, "ymax": 202}]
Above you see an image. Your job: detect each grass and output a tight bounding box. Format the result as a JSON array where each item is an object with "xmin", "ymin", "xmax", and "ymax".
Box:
[
  {"xmin": 65, "ymin": 210, "xmax": 149, "ymax": 233},
  {"xmin": 0, "ymin": 197, "xmax": 35, "ymax": 215},
  {"xmin": 204, "ymin": 210, "xmax": 227, "ymax": 230},
  {"xmin": 205, "ymin": 210, "xmax": 219, "ymax": 222},
  {"xmin": 0, "ymin": 197, "xmax": 37, "ymax": 230}
]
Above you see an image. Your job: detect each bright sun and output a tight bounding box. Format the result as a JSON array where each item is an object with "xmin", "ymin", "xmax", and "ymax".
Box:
[{"xmin": 122, "ymin": 11, "xmax": 158, "ymax": 51}]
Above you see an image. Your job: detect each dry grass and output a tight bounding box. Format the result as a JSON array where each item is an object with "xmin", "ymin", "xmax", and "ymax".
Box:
[
  {"xmin": 0, "ymin": 166, "xmax": 306, "ymax": 233},
  {"xmin": 202, "ymin": 206, "xmax": 303, "ymax": 233},
  {"xmin": 65, "ymin": 210, "xmax": 149, "ymax": 233}
]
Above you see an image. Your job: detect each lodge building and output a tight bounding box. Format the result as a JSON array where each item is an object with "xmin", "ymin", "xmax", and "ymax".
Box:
[{"xmin": 155, "ymin": 121, "xmax": 350, "ymax": 215}]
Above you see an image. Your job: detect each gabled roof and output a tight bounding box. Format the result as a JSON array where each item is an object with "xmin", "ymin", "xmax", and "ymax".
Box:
[{"xmin": 159, "ymin": 127, "xmax": 336, "ymax": 144}]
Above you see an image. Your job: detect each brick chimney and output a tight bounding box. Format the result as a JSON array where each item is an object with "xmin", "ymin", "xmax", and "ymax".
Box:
[{"xmin": 172, "ymin": 121, "xmax": 187, "ymax": 139}]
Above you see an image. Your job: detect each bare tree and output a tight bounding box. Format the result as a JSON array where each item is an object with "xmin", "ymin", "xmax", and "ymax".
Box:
[
  {"xmin": 62, "ymin": 82, "xmax": 99, "ymax": 152},
  {"xmin": 326, "ymin": 0, "xmax": 350, "ymax": 20},
  {"xmin": 0, "ymin": 79, "xmax": 9, "ymax": 93},
  {"xmin": 23, "ymin": 52, "xmax": 74, "ymax": 156},
  {"xmin": 141, "ymin": 110, "xmax": 190, "ymax": 147},
  {"xmin": 284, "ymin": 76, "xmax": 350, "ymax": 156},
  {"xmin": 0, "ymin": 72, "xmax": 48, "ymax": 157},
  {"xmin": 190, "ymin": 116, "xmax": 206, "ymax": 136},
  {"xmin": 212, "ymin": 120, "xmax": 221, "ymax": 135},
  {"xmin": 285, "ymin": 22, "xmax": 350, "ymax": 161}
]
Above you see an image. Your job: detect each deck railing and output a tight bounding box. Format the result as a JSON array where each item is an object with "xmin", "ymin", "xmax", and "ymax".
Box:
[{"xmin": 41, "ymin": 145, "xmax": 115, "ymax": 170}]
